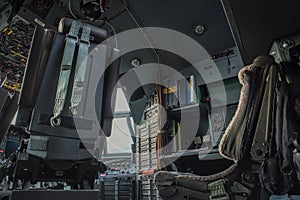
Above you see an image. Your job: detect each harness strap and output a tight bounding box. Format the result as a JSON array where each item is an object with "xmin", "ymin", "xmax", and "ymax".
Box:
[
  {"xmin": 208, "ymin": 179, "xmax": 229, "ymax": 200},
  {"xmin": 69, "ymin": 23, "xmax": 91, "ymax": 116},
  {"xmin": 50, "ymin": 21, "xmax": 81, "ymax": 127}
]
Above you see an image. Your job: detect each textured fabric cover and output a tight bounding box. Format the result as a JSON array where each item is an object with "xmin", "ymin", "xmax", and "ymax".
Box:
[{"xmin": 219, "ymin": 55, "xmax": 274, "ymax": 161}]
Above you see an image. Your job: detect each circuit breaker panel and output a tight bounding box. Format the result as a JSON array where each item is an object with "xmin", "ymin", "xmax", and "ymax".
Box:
[
  {"xmin": 136, "ymin": 116, "xmax": 159, "ymax": 173},
  {"xmin": 136, "ymin": 93, "xmax": 162, "ymax": 200}
]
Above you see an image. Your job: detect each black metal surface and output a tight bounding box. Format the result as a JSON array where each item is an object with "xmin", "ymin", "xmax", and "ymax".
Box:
[
  {"xmin": 222, "ymin": 0, "xmax": 300, "ymax": 65},
  {"xmin": 106, "ymin": 0, "xmax": 238, "ymax": 72}
]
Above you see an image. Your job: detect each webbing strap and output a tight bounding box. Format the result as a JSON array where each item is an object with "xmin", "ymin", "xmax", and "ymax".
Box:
[
  {"xmin": 69, "ymin": 23, "xmax": 91, "ymax": 116},
  {"xmin": 50, "ymin": 21, "xmax": 81, "ymax": 127},
  {"xmin": 208, "ymin": 179, "xmax": 229, "ymax": 200}
]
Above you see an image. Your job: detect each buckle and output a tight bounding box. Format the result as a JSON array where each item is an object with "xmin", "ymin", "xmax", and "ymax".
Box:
[
  {"xmin": 66, "ymin": 33, "xmax": 79, "ymax": 42},
  {"xmin": 208, "ymin": 179, "xmax": 229, "ymax": 200},
  {"xmin": 79, "ymin": 38, "xmax": 90, "ymax": 46}
]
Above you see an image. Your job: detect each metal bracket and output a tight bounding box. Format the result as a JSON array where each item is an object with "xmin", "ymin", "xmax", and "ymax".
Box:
[{"xmin": 251, "ymin": 64, "xmax": 278, "ymax": 162}]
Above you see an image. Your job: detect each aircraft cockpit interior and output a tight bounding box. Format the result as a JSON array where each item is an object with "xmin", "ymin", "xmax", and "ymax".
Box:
[{"xmin": 0, "ymin": 0, "xmax": 300, "ymax": 199}]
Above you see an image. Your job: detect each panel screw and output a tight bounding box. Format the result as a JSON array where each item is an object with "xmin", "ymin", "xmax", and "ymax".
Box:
[
  {"xmin": 242, "ymin": 171, "xmax": 255, "ymax": 183},
  {"xmin": 70, "ymin": 106, "xmax": 78, "ymax": 116},
  {"xmin": 131, "ymin": 58, "xmax": 141, "ymax": 67},
  {"xmin": 195, "ymin": 25, "xmax": 205, "ymax": 35}
]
